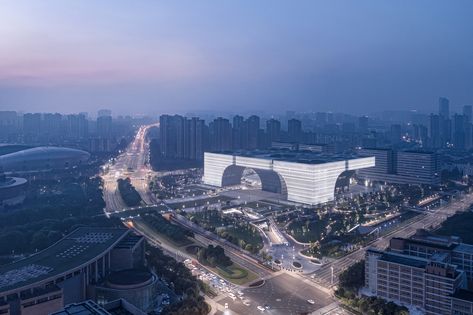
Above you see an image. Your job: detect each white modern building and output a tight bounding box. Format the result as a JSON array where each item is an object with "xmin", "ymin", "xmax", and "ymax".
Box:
[
  {"xmin": 203, "ymin": 152, "xmax": 375, "ymax": 205},
  {"xmin": 0, "ymin": 146, "xmax": 90, "ymax": 173}
]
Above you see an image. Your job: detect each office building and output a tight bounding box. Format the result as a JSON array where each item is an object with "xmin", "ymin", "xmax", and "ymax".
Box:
[
  {"xmin": 232, "ymin": 115, "xmax": 245, "ymax": 150},
  {"xmin": 159, "ymin": 114, "xmax": 206, "ymax": 161},
  {"xmin": 288, "ymin": 119, "xmax": 302, "ymax": 143},
  {"xmin": 429, "ymin": 114, "xmax": 442, "ymax": 148},
  {"xmin": 51, "ymin": 299, "xmax": 146, "ymax": 315},
  {"xmin": 0, "ymin": 228, "xmax": 152, "ymax": 315},
  {"xmin": 357, "ymin": 148, "xmax": 439, "ymax": 185},
  {"xmin": 246, "ymin": 115, "xmax": 260, "ymax": 150},
  {"xmin": 266, "ymin": 118, "xmax": 281, "ymax": 144},
  {"xmin": 358, "ymin": 116, "xmax": 369, "ymax": 133},
  {"xmin": 203, "ymin": 151, "xmax": 374, "ymax": 205},
  {"xmin": 209, "ymin": 117, "xmax": 232, "ymax": 152},
  {"xmin": 389, "ymin": 231, "xmax": 473, "ymax": 288},
  {"xmin": 188, "ymin": 117, "xmax": 205, "ymax": 161},
  {"xmin": 97, "ymin": 116, "xmax": 112, "ymax": 139},
  {"xmin": 42, "ymin": 113, "xmax": 63, "ymax": 142},
  {"xmin": 97, "ymin": 109, "xmax": 112, "ymax": 118},
  {"xmin": 365, "ymin": 231, "xmax": 473, "ymax": 315},
  {"xmin": 439, "ymin": 97, "xmax": 450, "ymax": 119},
  {"xmin": 23, "ymin": 113, "xmax": 42, "ymax": 143},
  {"xmin": 365, "ymin": 248, "xmax": 467, "ymax": 315},
  {"xmin": 65, "ymin": 114, "xmax": 88, "ymax": 140}
]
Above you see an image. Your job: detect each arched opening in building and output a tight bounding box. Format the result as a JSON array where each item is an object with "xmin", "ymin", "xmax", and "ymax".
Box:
[
  {"xmin": 334, "ymin": 170, "xmax": 357, "ymax": 195},
  {"xmin": 221, "ymin": 165, "xmax": 288, "ymax": 198}
]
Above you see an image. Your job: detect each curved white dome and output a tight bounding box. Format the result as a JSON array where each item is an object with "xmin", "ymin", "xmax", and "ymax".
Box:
[{"xmin": 0, "ymin": 146, "xmax": 90, "ymax": 172}]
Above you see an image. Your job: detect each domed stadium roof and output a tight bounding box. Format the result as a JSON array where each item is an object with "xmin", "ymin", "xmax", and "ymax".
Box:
[{"xmin": 0, "ymin": 146, "xmax": 90, "ymax": 172}]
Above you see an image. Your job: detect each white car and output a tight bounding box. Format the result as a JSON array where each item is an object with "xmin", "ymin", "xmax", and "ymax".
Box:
[
  {"xmin": 225, "ymin": 303, "xmax": 229, "ymax": 309},
  {"xmin": 257, "ymin": 305, "xmax": 265, "ymax": 312},
  {"xmin": 307, "ymin": 299, "xmax": 315, "ymax": 304}
]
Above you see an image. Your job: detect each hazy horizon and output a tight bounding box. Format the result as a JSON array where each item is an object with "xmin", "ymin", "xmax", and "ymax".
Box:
[{"xmin": 1, "ymin": 1, "xmax": 472, "ymax": 116}]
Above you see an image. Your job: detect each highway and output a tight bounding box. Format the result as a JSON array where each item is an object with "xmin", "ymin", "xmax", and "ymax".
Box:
[
  {"xmin": 99, "ymin": 123, "xmax": 473, "ymax": 311},
  {"xmin": 101, "ymin": 124, "xmax": 158, "ymax": 213},
  {"xmin": 172, "ymin": 213, "xmax": 273, "ymax": 279},
  {"xmin": 100, "ymin": 124, "xmax": 273, "ymax": 281},
  {"xmin": 311, "ymin": 192, "xmax": 473, "ymax": 288}
]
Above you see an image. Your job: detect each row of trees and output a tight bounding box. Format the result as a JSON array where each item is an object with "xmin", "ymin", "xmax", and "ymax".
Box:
[
  {"xmin": 146, "ymin": 245, "xmax": 210, "ymax": 315},
  {"xmin": 196, "ymin": 245, "xmax": 232, "ymax": 268},
  {"xmin": 141, "ymin": 213, "xmax": 194, "ymax": 245},
  {"xmin": 117, "ymin": 177, "xmax": 142, "ymax": 207},
  {"xmin": 189, "ymin": 210, "xmax": 263, "ymax": 254}
]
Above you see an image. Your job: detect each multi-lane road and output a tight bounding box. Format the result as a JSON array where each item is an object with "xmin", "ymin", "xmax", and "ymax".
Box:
[
  {"xmin": 100, "ymin": 124, "xmax": 473, "ymax": 315},
  {"xmin": 101, "ymin": 124, "xmax": 158, "ymax": 213},
  {"xmin": 312, "ymin": 193, "xmax": 473, "ymax": 287}
]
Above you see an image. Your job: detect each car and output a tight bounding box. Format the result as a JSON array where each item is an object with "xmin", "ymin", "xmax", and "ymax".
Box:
[
  {"xmin": 243, "ymin": 300, "xmax": 251, "ymax": 306},
  {"xmin": 264, "ymin": 304, "xmax": 270, "ymax": 309},
  {"xmin": 307, "ymin": 299, "xmax": 315, "ymax": 304},
  {"xmin": 225, "ymin": 303, "xmax": 229, "ymax": 309},
  {"xmin": 257, "ymin": 305, "xmax": 265, "ymax": 312}
]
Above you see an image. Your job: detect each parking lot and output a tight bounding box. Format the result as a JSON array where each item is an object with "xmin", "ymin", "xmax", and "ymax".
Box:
[{"xmin": 215, "ymin": 273, "xmax": 333, "ymax": 315}]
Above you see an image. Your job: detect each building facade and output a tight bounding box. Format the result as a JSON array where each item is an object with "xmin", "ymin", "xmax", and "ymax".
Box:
[
  {"xmin": 357, "ymin": 148, "xmax": 439, "ymax": 185},
  {"xmin": 203, "ymin": 152, "xmax": 375, "ymax": 205},
  {"xmin": 365, "ymin": 231, "xmax": 473, "ymax": 315},
  {"xmin": 0, "ymin": 228, "xmax": 147, "ymax": 315}
]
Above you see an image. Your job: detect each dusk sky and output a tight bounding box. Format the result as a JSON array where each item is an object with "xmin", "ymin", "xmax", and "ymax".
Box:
[{"xmin": 1, "ymin": 1, "xmax": 472, "ymax": 116}]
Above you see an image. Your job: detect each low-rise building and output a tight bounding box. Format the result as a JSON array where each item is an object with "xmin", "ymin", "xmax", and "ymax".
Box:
[{"xmin": 0, "ymin": 227, "xmax": 149, "ymax": 315}]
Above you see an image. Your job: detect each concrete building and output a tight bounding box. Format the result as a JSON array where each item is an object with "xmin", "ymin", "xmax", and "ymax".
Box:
[
  {"xmin": 390, "ymin": 231, "xmax": 473, "ymax": 288},
  {"xmin": 0, "ymin": 228, "xmax": 148, "ymax": 315},
  {"xmin": 51, "ymin": 299, "xmax": 146, "ymax": 315},
  {"xmin": 159, "ymin": 114, "xmax": 206, "ymax": 161},
  {"xmin": 203, "ymin": 151, "xmax": 375, "ymax": 205},
  {"xmin": 0, "ymin": 173, "xmax": 27, "ymax": 208},
  {"xmin": 365, "ymin": 231, "xmax": 473, "ymax": 315},
  {"xmin": 357, "ymin": 148, "xmax": 439, "ymax": 185}
]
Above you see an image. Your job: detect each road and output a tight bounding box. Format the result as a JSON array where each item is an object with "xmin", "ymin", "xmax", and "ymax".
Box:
[
  {"xmin": 99, "ymin": 124, "xmax": 345, "ymax": 314},
  {"xmin": 101, "ymin": 124, "xmax": 273, "ymax": 280},
  {"xmin": 172, "ymin": 213, "xmax": 273, "ymax": 279},
  {"xmin": 312, "ymin": 192, "xmax": 473, "ymax": 288},
  {"xmin": 101, "ymin": 124, "xmax": 158, "ymax": 213}
]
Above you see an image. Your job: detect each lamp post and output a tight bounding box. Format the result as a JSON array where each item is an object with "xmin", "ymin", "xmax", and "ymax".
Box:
[{"xmin": 331, "ymin": 266, "xmax": 334, "ymax": 285}]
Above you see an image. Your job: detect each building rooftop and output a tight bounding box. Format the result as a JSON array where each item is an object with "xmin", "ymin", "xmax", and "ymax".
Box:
[
  {"xmin": 50, "ymin": 300, "xmax": 110, "ymax": 315},
  {"xmin": 380, "ymin": 252, "xmax": 429, "ymax": 269},
  {"xmin": 453, "ymin": 289, "xmax": 473, "ymax": 302},
  {"xmin": 409, "ymin": 231, "xmax": 460, "ymax": 250},
  {"xmin": 0, "ymin": 227, "xmax": 128, "ymax": 293},
  {"xmin": 51, "ymin": 299, "xmax": 145, "ymax": 315},
  {"xmin": 113, "ymin": 234, "xmax": 143, "ymax": 250},
  {"xmin": 454, "ymin": 243, "xmax": 473, "ymax": 255},
  {"xmin": 210, "ymin": 150, "xmax": 364, "ymax": 165}
]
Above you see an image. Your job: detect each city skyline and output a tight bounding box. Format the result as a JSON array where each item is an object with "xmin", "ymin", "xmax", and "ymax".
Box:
[{"xmin": 1, "ymin": 1, "xmax": 473, "ymax": 115}]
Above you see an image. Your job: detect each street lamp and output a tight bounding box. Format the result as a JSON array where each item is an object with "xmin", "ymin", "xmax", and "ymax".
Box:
[{"xmin": 331, "ymin": 266, "xmax": 334, "ymax": 285}]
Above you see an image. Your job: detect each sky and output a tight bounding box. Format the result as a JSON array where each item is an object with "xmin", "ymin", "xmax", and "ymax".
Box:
[{"xmin": 0, "ymin": 1, "xmax": 472, "ymax": 116}]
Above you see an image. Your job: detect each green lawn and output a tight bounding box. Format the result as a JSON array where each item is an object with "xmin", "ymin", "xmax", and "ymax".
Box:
[
  {"xmin": 287, "ymin": 219, "xmax": 326, "ymax": 243},
  {"xmin": 215, "ymin": 264, "xmax": 258, "ymax": 285}
]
